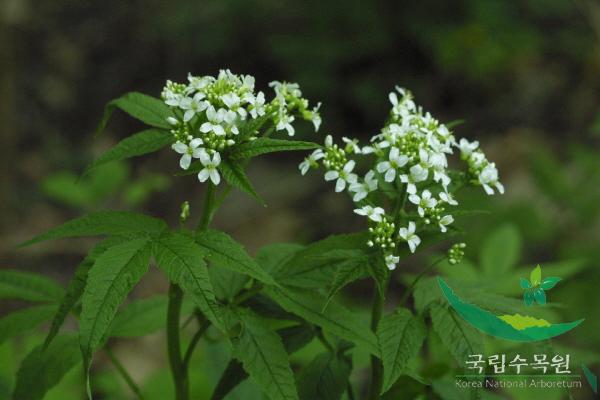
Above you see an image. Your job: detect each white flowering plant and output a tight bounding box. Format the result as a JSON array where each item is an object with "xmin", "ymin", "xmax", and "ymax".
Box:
[{"xmin": 5, "ymin": 77, "xmax": 502, "ymax": 400}]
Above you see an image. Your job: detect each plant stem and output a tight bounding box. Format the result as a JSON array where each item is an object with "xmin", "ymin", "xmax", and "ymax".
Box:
[
  {"xmin": 183, "ymin": 317, "xmax": 211, "ymax": 368},
  {"xmin": 167, "ymin": 284, "xmax": 188, "ymax": 400},
  {"xmin": 367, "ymin": 273, "xmax": 390, "ymax": 400},
  {"xmin": 105, "ymin": 346, "xmax": 145, "ymax": 400},
  {"xmin": 398, "ymin": 256, "xmax": 446, "ymax": 308},
  {"xmin": 167, "ymin": 183, "xmax": 219, "ymax": 400}
]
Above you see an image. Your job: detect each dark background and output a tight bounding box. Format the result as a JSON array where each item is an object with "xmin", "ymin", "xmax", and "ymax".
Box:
[{"xmin": 1, "ymin": 0, "xmax": 600, "ymax": 399}]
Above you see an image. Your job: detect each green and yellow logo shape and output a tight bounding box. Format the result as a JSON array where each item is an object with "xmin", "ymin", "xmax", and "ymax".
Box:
[{"xmin": 438, "ymin": 266, "xmax": 583, "ymax": 342}]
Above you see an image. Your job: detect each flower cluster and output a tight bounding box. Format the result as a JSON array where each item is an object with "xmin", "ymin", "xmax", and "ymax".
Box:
[
  {"xmin": 300, "ymin": 86, "xmax": 503, "ymax": 270},
  {"xmin": 162, "ymin": 70, "xmax": 321, "ymax": 184}
]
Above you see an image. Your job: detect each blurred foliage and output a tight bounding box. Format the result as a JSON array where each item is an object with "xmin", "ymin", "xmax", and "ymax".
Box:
[{"xmin": 1, "ymin": 0, "xmax": 600, "ymax": 399}]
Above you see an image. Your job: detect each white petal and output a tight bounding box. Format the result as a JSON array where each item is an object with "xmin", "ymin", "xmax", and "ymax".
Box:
[
  {"xmin": 209, "ymin": 169, "xmax": 221, "ymax": 185},
  {"xmin": 324, "ymin": 170, "xmax": 339, "ymax": 181},
  {"xmin": 199, "ymin": 150, "xmax": 211, "ymax": 165},
  {"xmin": 384, "ymin": 168, "xmax": 396, "ymax": 183},
  {"xmin": 377, "ymin": 161, "xmax": 390, "ymax": 173},
  {"xmin": 200, "ymin": 122, "xmax": 212, "ymax": 133},
  {"xmin": 189, "ymin": 138, "xmax": 203, "ymax": 148},
  {"xmin": 212, "ymin": 152, "xmax": 221, "ymax": 165},
  {"xmin": 344, "ymin": 160, "xmax": 355, "ymax": 173},
  {"xmin": 408, "ymin": 194, "xmax": 420, "ymax": 205},
  {"xmin": 335, "ymin": 178, "xmax": 346, "ymax": 192},
  {"xmin": 213, "ymin": 125, "xmax": 226, "ymax": 136},
  {"xmin": 183, "ymin": 110, "xmax": 195, "ymax": 122},
  {"xmin": 483, "ymin": 184, "xmax": 494, "ymax": 195},
  {"xmin": 180, "ymin": 154, "xmax": 192, "ymax": 170},
  {"xmin": 198, "ymin": 169, "xmax": 210, "ymax": 182},
  {"xmin": 407, "ymin": 183, "xmax": 417, "ymax": 195},
  {"xmin": 172, "ymin": 142, "xmax": 188, "ymax": 154},
  {"xmin": 408, "ymin": 221, "xmax": 416, "ymax": 234}
]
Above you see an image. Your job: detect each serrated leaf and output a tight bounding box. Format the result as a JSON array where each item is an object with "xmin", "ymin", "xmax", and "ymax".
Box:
[
  {"xmin": 211, "ymin": 324, "xmax": 314, "ymax": 400},
  {"xmin": 430, "ymin": 303, "xmax": 484, "ymax": 365},
  {"xmin": 85, "ymin": 129, "xmax": 174, "ymax": 174},
  {"xmin": 12, "ymin": 334, "xmax": 81, "ymax": 400},
  {"xmin": 229, "ymin": 138, "xmax": 319, "ymax": 160},
  {"xmin": 109, "ymin": 295, "xmax": 194, "ymax": 337},
  {"xmin": 265, "ymin": 286, "xmax": 380, "ymax": 356},
  {"xmin": 95, "ymin": 92, "xmax": 173, "ymax": 135},
  {"xmin": 230, "ymin": 309, "xmax": 299, "ymax": 400},
  {"xmin": 297, "ymin": 352, "xmax": 352, "ymax": 400},
  {"xmin": 0, "ymin": 305, "xmax": 56, "ymax": 345},
  {"xmin": 368, "ymin": 254, "xmax": 389, "ymax": 298},
  {"xmin": 152, "ymin": 232, "xmax": 224, "ymax": 331},
  {"xmin": 378, "ymin": 308, "xmax": 426, "ymax": 393},
  {"xmin": 274, "ymin": 232, "xmax": 370, "ymax": 289},
  {"xmin": 209, "ymin": 266, "xmax": 250, "ymax": 301},
  {"xmin": 324, "ymin": 255, "xmax": 370, "ymax": 310},
  {"xmin": 530, "ymin": 265, "xmax": 542, "ymax": 286},
  {"xmin": 219, "ymin": 159, "xmax": 265, "ymax": 205},
  {"xmin": 256, "ymin": 243, "xmax": 304, "ymax": 274},
  {"xmin": 20, "ymin": 211, "xmax": 167, "ymax": 247},
  {"xmin": 540, "ymin": 277, "xmax": 561, "ymax": 290},
  {"xmin": 79, "ymin": 237, "xmax": 151, "ymax": 369},
  {"xmin": 44, "ymin": 236, "xmax": 126, "ymax": 349},
  {"xmin": 0, "ymin": 269, "xmax": 64, "ymax": 302},
  {"xmin": 480, "ymin": 224, "xmax": 521, "ymax": 276},
  {"xmin": 197, "ymin": 229, "xmax": 277, "ymax": 286}
]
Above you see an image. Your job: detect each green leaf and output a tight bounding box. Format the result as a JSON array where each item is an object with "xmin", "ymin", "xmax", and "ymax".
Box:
[
  {"xmin": 152, "ymin": 232, "xmax": 224, "ymax": 331},
  {"xmin": 196, "ymin": 229, "xmax": 277, "ymax": 286},
  {"xmin": 44, "ymin": 237, "xmax": 126, "ymax": 349},
  {"xmin": 0, "ymin": 305, "xmax": 56, "ymax": 345},
  {"xmin": 109, "ymin": 295, "xmax": 194, "ymax": 337},
  {"xmin": 297, "ymin": 352, "xmax": 352, "ymax": 400},
  {"xmin": 480, "ymin": 224, "xmax": 521, "ymax": 276},
  {"xmin": 368, "ymin": 254, "xmax": 389, "ymax": 298},
  {"xmin": 378, "ymin": 308, "xmax": 426, "ymax": 394},
  {"xmin": 85, "ymin": 129, "xmax": 174, "ymax": 174},
  {"xmin": 256, "ymin": 243, "xmax": 304, "ymax": 274},
  {"xmin": 12, "ymin": 334, "xmax": 81, "ymax": 400},
  {"xmin": 324, "ymin": 253, "xmax": 370, "ymax": 310},
  {"xmin": 209, "ymin": 266, "xmax": 250, "ymax": 302},
  {"xmin": 430, "ymin": 303, "xmax": 484, "ymax": 365},
  {"xmin": 0, "ymin": 269, "xmax": 64, "ymax": 302},
  {"xmin": 211, "ymin": 324, "xmax": 314, "ymax": 400},
  {"xmin": 519, "ymin": 278, "xmax": 531, "ymax": 289},
  {"xmin": 20, "ymin": 211, "xmax": 167, "ymax": 247},
  {"xmin": 219, "ymin": 159, "xmax": 265, "ymax": 205},
  {"xmin": 265, "ymin": 286, "xmax": 380, "ymax": 356},
  {"xmin": 540, "ymin": 277, "xmax": 561, "ymax": 290},
  {"xmin": 95, "ymin": 92, "xmax": 173, "ymax": 135},
  {"xmin": 230, "ymin": 309, "xmax": 299, "ymax": 400},
  {"xmin": 229, "ymin": 138, "xmax": 319, "ymax": 160},
  {"xmin": 533, "ymin": 288, "xmax": 546, "ymax": 305},
  {"xmin": 79, "ymin": 237, "xmax": 151, "ymax": 369},
  {"xmin": 530, "ymin": 264, "xmax": 542, "ymax": 286},
  {"xmin": 274, "ymin": 232, "xmax": 370, "ymax": 288}
]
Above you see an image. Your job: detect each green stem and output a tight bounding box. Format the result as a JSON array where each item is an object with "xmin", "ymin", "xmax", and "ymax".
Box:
[
  {"xmin": 167, "ymin": 284, "xmax": 188, "ymax": 400},
  {"xmin": 105, "ymin": 346, "xmax": 145, "ymax": 400},
  {"xmin": 367, "ymin": 273, "xmax": 390, "ymax": 400},
  {"xmin": 398, "ymin": 256, "xmax": 446, "ymax": 308},
  {"xmin": 167, "ymin": 183, "xmax": 219, "ymax": 400},
  {"xmin": 183, "ymin": 317, "xmax": 210, "ymax": 368}
]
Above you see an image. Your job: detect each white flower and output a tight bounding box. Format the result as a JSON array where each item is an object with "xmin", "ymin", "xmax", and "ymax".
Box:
[
  {"xmin": 362, "ymin": 141, "xmax": 390, "ymax": 155},
  {"xmin": 197, "ymin": 151, "xmax": 221, "ymax": 185},
  {"xmin": 349, "ymin": 170, "xmax": 378, "ymax": 202},
  {"xmin": 221, "ymin": 93, "xmax": 247, "ymax": 119},
  {"xmin": 276, "ymin": 112, "xmax": 295, "ymax": 136},
  {"xmin": 324, "ymin": 160, "xmax": 358, "ymax": 192},
  {"xmin": 385, "ymin": 254, "xmax": 400, "ymax": 271},
  {"xmin": 376, "ymin": 147, "xmax": 409, "ymax": 182},
  {"xmin": 399, "ymin": 221, "xmax": 421, "ymax": 253},
  {"xmin": 324, "ymin": 135, "xmax": 334, "ymax": 148},
  {"xmin": 310, "ymin": 102, "xmax": 322, "ymax": 131},
  {"xmin": 343, "ymin": 137, "xmax": 362, "ymax": 154},
  {"xmin": 171, "ymin": 138, "xmax": 203, "ymax": 170},
  {"xmin": 400, "ymin": 164, "xmax": 428, "ymax": 195},
  {"xmin": 247, "ymin": 91, "xmax": 266, "ymax": 118},
  {"xmin": 180, "ymin": 93, "xmax": 208, "ymax": 122},
  {"xmin": 200, "ymin": 106, "xmax": 226, "ymax": 136},
  {"xmin": 408, "ymin": 190, "xmax": 437, "ymax": 217},
  {"xmin": 438, "ymin": 215, "xmax": 454, "ymax": 233},
  {"xmin": 479, "ymin": 163, "xmax": 504, "ymax": 195},
  {"xmin": 299, "ymin": 149, "xmax": 324, "ymax": 175},
  {"xmin": 459, "ymin": 138, "xmax": 479, "ymax": 157},
  {"xmin": 354, "ymin": 205, "xmax": 385, "ymax": 222},
  {"xmin": 439, "ymin": 191, "xmax": 458, "ymax": 206}
]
